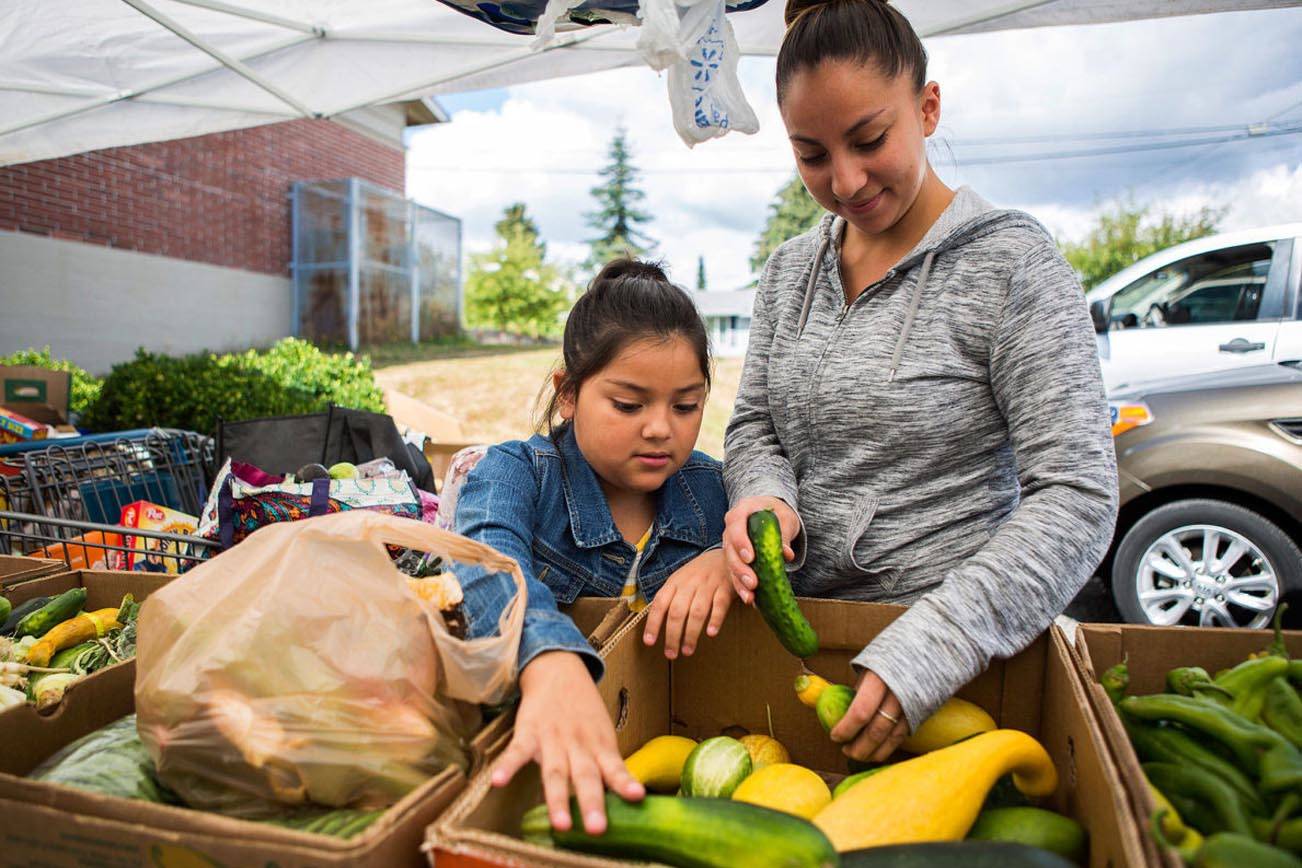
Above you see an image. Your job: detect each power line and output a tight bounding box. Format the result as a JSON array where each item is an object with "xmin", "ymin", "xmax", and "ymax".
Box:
[{"xmin": 407, "ymin": 122, "xmax": 1302, "ymax": 175}]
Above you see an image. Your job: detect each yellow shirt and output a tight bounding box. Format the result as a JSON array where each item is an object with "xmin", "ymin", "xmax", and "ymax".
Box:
[{"xmin": 620, "ymin": 526, "xmax": 653, "ymax": 612}]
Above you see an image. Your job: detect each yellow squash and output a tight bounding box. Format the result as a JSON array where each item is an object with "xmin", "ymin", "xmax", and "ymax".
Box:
[
  {"xmin": 623, "ymin": 735, "xmax": 698, "ymax": 792},
  {"xmin": 812, "ymin": 729, "xmax": 1058, "ymax": 852},
  {"xmin": 732, "ymin": 763, "xmax": 831, "ymax": 819},
  {"xmin": 794, "ymin": 672, "xmax": 832, "ymax": 708},
  {"xmin": 738, "ymin": 734, "xmax": 790, "ymax": 769},
  {"xmin": 901, "ymin": 697, "xmax": 996, "ymax": 754},
  {"xmin": 25, "ymin": 608, "xmax": 121, "ymax": 668}
]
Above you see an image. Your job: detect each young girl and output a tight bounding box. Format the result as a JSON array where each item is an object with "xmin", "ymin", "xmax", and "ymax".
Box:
[
  {"xmin": 454, "ymin": 260, "xmax": 734, "ymax": 835},
  {"xmin": 723, "ymin": 0, "xmax": 1117, "ymax": 765}
]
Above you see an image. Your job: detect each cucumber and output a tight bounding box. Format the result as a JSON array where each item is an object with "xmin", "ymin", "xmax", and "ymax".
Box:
[
  {"xmin": 832, "ymin": 765, "xmax": 890, "ymax": 798},
  {"xmin": 1, "ymin": 595, "xmax": 50, "ymax": 636},
  {"xmin": 521, "ymin": 793, "xmax": 838, "ymax": 868},
  {"xmin": 681, "ymin": 736, "xmax": 752, "ymax": 798},
  {"xmin": 968, "ymin": 807, "xmax": 1086, "ymax": 864},
  {"xmin": 841, "ymin": 841, "xmax": 1075, "ymax": 867},
  {"xmin": 816, "ymin": 684, "xmax": 855, "ymax": 732},
  {"xmin": 15, "ymin": 588, "xmax": 87, "ymax": 638},
  {"xmin": 747, "ymin": 509, "xmax": 818, "ymax": 658},
  {"xmin": 0, "ymin": 596, "xmax": 9, "ymax": 627}
]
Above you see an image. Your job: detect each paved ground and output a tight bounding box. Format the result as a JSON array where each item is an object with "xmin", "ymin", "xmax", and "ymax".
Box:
[{"xmin": 1064, "ymin": 575, "xmax": 1122, "ymax": 623}]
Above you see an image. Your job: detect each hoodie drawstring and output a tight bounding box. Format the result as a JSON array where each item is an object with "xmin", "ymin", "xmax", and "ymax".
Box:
[
  {"xmin": 795, "ymin": 234, "xmax": 936, "ymax": 384},
  {"xmin": 888, "ymin": 250, "xmax": 934, "ymax": 382}
]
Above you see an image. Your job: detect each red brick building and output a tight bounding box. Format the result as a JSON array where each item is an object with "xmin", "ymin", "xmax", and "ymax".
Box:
[{"xmin": 0, "ymin": 101, "xmax": 444, "ymax": 373}]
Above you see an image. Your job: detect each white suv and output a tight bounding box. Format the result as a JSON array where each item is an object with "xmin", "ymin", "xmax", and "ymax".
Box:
[{"xmin": 1086, "ymin": 224, "xmax": 1302, "ymax": 391}]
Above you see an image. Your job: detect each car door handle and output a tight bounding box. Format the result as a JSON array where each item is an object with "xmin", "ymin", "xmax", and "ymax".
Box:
[{"xmin": 1219, "ymin": 338, "xmax": 1267, "ymax": 354}]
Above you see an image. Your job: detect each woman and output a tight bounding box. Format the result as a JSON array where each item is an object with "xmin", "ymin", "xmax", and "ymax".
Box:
[{"xmin": 722, "ymin": 0, "xmax": 1118, "ymax": 764}]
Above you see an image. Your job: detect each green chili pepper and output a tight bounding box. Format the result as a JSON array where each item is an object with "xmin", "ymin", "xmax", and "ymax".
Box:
[
  {"xmin": 1120, "ymin": 694, "xmax": 1302, "ymax": 791},
  {"xmin": 1143, "ymin": 762, "xmax": 1255, "ymax": 837},
  {"xmin": 1101, "ymin": 659, "xmax": 1129, "ymax": 705},
  {"xmin": 1193, "ymin": 832, "xmax": 1302, "ymax": 867},
  {"xmin": 1169, "ymin": 666, "xmax": 1235, "ymax": 703},
  {"xmin": 1124, "ymin": 718, "xmax": 1267, "ymax": 815},
  {"xmin": 1216, "ymin": 656, "xmax": 1292, "ymax": 721},
  {"xmin": 1265, "ymin": 604, "xmax": 1291, "ymax": 660},
  {"xmin": 1271, "ymin": 817, "xmax": 1302, "ymax": 853},
  {"xmin": 1264, "ymin": 679, "xmax": 1302, "ymax": 748},
  {"xmin": 1289, "ymin": 660, "xmax": 1302, "ymax": 688}
]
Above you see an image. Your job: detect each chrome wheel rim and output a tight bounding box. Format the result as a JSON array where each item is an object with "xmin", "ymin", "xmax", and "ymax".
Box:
[{"xmin": 1135, "ymin": 523, "xmax": 1278, "ymax": 628}]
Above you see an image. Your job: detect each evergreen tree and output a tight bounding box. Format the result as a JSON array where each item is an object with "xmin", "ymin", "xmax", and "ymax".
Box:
[
  {"xmin": 751, "ymin": 174, "xmax": 823, "ymax": 274},
  {"xmin": 696, "ymin": 255, "xmax": 707, "ymax": 291},
  {"xmin": 464, "ymin": 203, "xmax": 570, "ymax": 338},
  {"xmin": 586, "ymin": 128, "xmax": 655, "ymax": 269}
]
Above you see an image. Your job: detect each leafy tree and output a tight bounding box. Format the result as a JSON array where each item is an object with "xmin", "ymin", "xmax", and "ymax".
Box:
[
  {"xmin": 752, "ymin": 174, "xmax": 823, "ymax": 274},
  {"xmin": 464, "ymin": 203, "xmax": 569, "ymax": 337},
  {"xmin": 586, "ymin": 128, "xmax": 655, "ymax": 269},
  {"xmin": 696, "ymin": 255, "xmax": 707, "ymax": 291},
  {"xmin": 1059, "ymin": 198, "xmax": 1224, "ymax": 290}
]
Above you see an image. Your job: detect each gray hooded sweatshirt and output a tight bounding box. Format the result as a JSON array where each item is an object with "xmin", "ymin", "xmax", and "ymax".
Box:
[{"xmin": 724, "ymin": 187, "xmax": 1118, "ymax": 729}]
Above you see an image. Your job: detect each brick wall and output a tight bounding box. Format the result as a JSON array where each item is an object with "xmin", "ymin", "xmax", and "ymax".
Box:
[{"xmin": 0, "ymin": 119, "xmax": 405, "ymax": 276}]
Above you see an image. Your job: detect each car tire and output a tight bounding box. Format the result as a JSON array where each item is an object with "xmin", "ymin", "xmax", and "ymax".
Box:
[{"xmin": 1112, "ymin": 498, "xmax": 1302, "ymax": 628}]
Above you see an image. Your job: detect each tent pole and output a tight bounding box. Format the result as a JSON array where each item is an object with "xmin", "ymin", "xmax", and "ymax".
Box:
[
  {"xmin": 166, "ymin": 0, "xmax": 319, "ymax": 35},
  {"xmin": 119, "ymin": 0, "xmax": 318, "ymax": 117}
]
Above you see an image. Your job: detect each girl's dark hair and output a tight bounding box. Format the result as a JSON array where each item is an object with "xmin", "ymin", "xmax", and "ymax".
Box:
[
  {"xmin": 540, "ymin": 258, "xmax": 712, "ymax": 437},
  {"xmin": 776, "ymin": 0, "xmax": 927, "ymax": 102}
]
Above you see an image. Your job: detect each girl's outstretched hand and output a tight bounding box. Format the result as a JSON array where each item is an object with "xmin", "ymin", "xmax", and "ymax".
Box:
[
  {"xmin": 642, "ymin": 548, "xmax": 734, "ymax": 658},
  {"xmin": 491, "ymin": 651, "xmax": 644, "ymax": 834}
]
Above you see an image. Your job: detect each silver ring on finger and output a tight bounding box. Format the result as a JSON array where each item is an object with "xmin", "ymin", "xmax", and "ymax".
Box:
[{"xmin": 875, "ymin": 708, "xmax": 900, "ymax": 725}]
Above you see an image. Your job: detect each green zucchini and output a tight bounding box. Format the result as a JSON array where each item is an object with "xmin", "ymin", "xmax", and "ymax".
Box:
[
  {"xmin": 841, "ymin": 841, "xmax": 1075, "ymax": 867},
  {"xmin": 521, "ymin": 793, "xmax": 838, "ymax": 868},
  {"xmin": 968, "ymin": 807, "xmax": 1087, "ymax": 863},
  {"xmin": 747, "ymin": 509, "xmax": 818, "ymax": 658},
  {"xmin": 1, "ymin": 595, "xmax": 50, "ymax": 636},
  {"xmin": 15, "ymin": 588, "xmax": 87, "ymax": 638}
]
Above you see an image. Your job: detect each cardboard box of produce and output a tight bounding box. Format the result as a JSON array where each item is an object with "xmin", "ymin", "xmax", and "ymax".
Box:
[
  {"xmin": 0, "ymin": 593, "xmax": 630, "ymax": 868},
  {"xmin": 0, "ymin": 554, "xmax": 64, "ymax": 588},
  {"xmin": 0, "ymin": 366, "xmax": 71, "ymax": 427},
  {"xmin": 428, "ymin": 600, "xmax": 1148, "ymax": 868},
  {"xmin": 1063, "ymin": 620, "xmax": 1302, "ymax": 868}
]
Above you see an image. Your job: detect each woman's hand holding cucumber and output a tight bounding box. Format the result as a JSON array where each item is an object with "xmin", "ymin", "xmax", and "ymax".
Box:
[
  {"xmin": 832, "ymin": 669, "xmax": 910, "ymax": 763},
  {"xmin": 722, "ymin": 496, "xmax": 799, "ymax": 605}
]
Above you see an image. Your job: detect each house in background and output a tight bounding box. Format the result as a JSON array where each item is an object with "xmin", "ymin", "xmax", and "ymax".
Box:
[
  {"xmin": 0, "ymin": 100, "xmax": 453, "ymax": 374},
  {"xmin": 693, "ymin": 287, "xmax": 756, "ymax": 357}
]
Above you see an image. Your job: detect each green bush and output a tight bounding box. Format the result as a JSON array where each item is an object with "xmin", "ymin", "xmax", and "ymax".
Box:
[
  {"xmin": 0, "ymin": 347, "xmax": 103, "ymax": 416},
  {"xmin": 80, "ymin": 338, "xmax": 386, "ymax": 435}
]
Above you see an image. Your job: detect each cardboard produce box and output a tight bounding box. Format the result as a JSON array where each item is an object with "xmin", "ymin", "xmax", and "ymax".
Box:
[
  {"xmin": 429, "ymin": 600, "xmax": 1148, "ymax": 868},
  {"xmin": 0, "ymin": 554, "xmax": 64, "ymax": 588},
  {"xmin": 1064, "ymin": 621, "xmax": 1302, "ymax": 868},
  {"xmin": 0, "ymin": 594, "xmax": 630, "ymax": 868},
  {"xmin": 1, "ymin": 570, "xmax": 175, "ymax": 721}
]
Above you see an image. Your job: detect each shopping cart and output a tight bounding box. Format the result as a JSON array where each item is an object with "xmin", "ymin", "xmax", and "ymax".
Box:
[
  {"xmin": 0, "ymin": 511, "xmax": 218, "ymax": 582},
  {"xmin": 0, "ymin": 429, "xmax": 217, "ymax": 576}
]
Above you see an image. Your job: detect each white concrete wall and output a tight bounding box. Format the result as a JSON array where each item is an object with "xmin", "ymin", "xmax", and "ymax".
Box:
[{"xmin": 0, "ymin": 231, "xmax": 292, "ymax": 374}]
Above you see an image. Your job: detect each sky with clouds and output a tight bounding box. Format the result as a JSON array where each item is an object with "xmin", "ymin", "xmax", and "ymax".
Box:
[{"xmin": 406, "ymin": 6, "xmax": 1302, "ymax": 292}]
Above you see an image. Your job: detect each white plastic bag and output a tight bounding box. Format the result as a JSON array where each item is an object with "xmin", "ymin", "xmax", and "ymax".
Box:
[{"xmin": 665, "ymin": 0, "xmax": 759, "ymax": 145}]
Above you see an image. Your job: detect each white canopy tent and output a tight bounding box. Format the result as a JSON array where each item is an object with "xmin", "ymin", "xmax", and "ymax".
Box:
[{"xmin": 0, "ymin": 0, "xmax": 1297, "ymax": 165}]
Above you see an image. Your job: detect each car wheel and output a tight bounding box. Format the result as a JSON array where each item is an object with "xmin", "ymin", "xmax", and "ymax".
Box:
[{"xmin": 1112, "ymin": 498, "xmax": 1302, "ymax": 628}]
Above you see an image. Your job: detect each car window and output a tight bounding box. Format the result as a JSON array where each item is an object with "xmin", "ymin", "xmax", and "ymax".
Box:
[{"xmin": 1108, "ymin": 242, "xmax": 1275, "ymax": 329}]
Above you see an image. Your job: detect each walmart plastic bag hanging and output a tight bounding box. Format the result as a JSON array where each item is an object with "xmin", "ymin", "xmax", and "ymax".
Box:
[
  {"xmin": 433, "ymin": 0, "xmax": 766, "ymax": 145},
  {"xmin": 135, "ymin": 510, "xmax": 526, "ymax": 817}
]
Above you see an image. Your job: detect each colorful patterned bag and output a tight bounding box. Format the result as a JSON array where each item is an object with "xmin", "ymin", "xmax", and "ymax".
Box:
[{"xmin": 197, "ymin": 458, "xmax": 422, "ymax": 551}]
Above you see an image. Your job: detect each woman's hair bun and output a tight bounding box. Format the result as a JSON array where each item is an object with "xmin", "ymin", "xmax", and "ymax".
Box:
[{"xmin": 783, "ymin": 0, "xmax": 889, "ymax": 28}]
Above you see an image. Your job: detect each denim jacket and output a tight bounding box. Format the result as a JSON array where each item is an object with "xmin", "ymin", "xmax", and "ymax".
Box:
[{"xmin": 454, "ymin": 425, "xmax": 727, "ymax": 679}]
